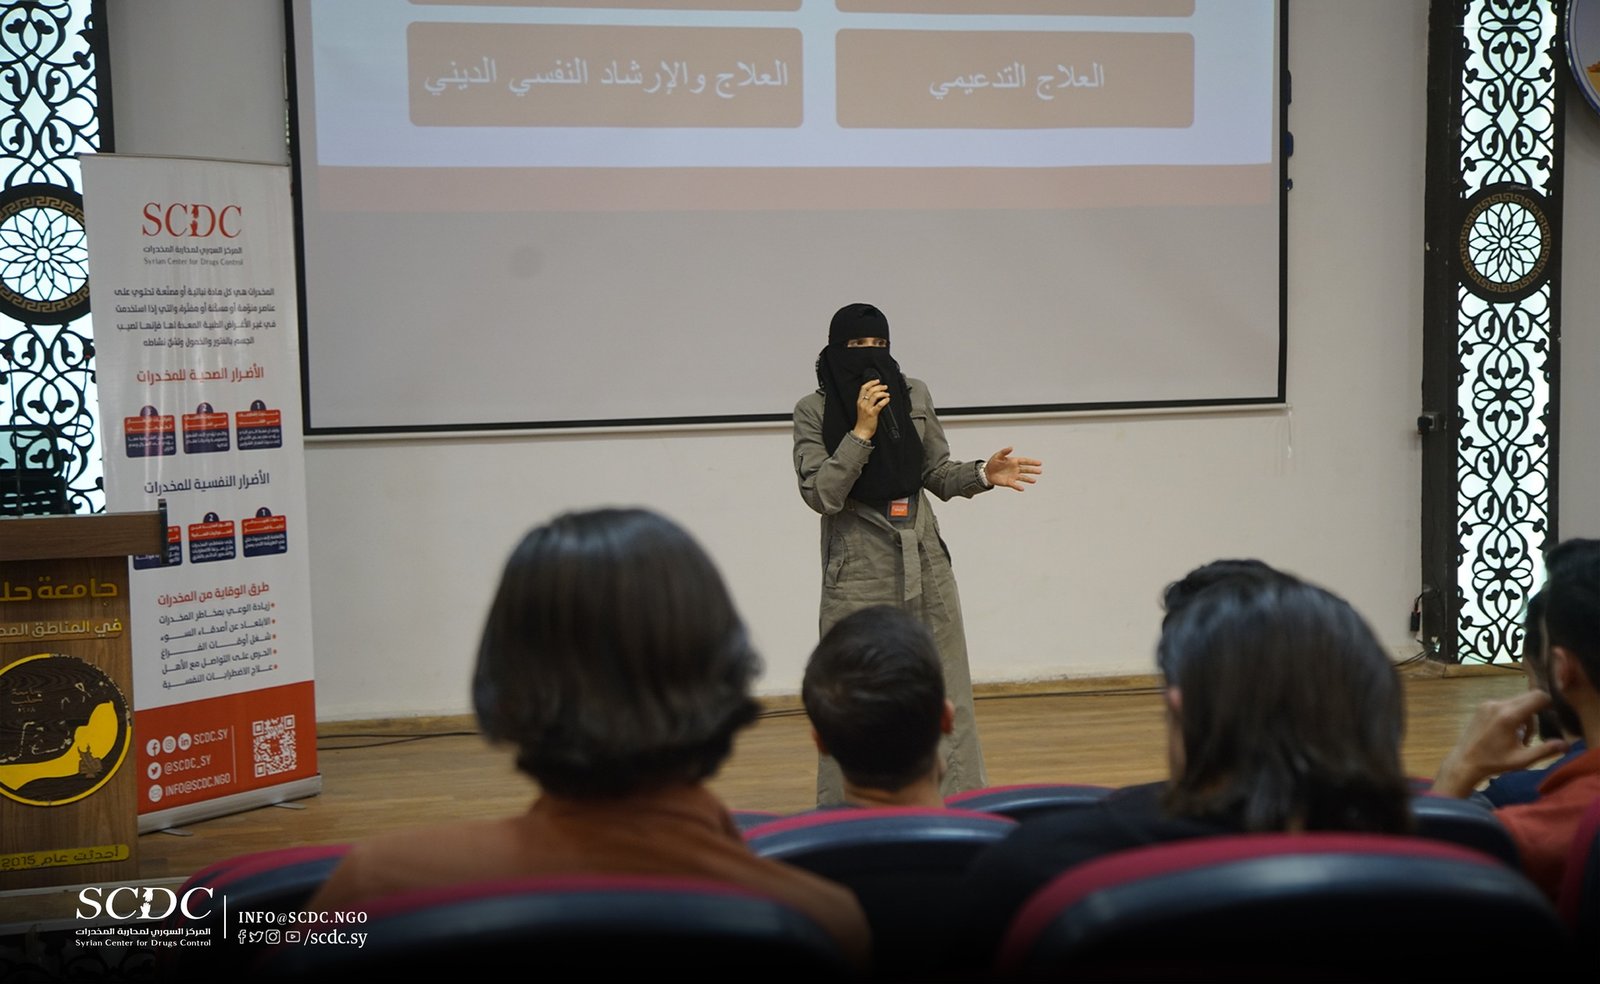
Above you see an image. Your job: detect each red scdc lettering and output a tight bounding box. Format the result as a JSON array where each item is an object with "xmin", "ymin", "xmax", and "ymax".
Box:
[{"xmin": 140, "ymin": 203, "xmax": 242, "ymax": 238}]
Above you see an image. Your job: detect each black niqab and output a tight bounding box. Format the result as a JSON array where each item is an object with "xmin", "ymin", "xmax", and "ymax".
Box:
[{"xmin": 816, "ymin": 303, "xmax": 925, "ymax": 506}]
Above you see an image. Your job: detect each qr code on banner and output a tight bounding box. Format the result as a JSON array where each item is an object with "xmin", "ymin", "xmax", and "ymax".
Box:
[{"xmin": 252, "ymin": 715, "xmax": 297, "ymax": 778}]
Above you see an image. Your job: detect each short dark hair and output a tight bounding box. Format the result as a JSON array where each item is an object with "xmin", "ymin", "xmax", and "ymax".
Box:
[
  {"xmin": 803, "ymin": 606, "xmax": 944, "ymax": 793},
  {"xmin": 473, "ymin": 508, "xmax": 760, "ymax": 798},
  {"xmin": 1520, "ymin": 591, "xmax": 1579, "ymax": 739},
  {"xmin": 1158, "ymin": 575, "xmax": 1410, "ymax": 834},
  {"xmin": 1541, "ymin": 538, "xmax": 1600, "ymax": 688},
  {"xmin": 1157, "ymin": 559, "xmax": 1298, "ymax": 666}
]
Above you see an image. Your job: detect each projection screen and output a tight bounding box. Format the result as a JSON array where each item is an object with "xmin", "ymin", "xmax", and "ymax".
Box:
[{"xmin": 287, "ymin": 0, "xmax": 1285, "ymax": 432}]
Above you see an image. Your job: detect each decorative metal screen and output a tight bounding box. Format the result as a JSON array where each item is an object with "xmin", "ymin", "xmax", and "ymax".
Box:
[
  {"xmin": 0, "ymin": 0, "xmax": 109, "ymax": 515},
  {"xmin": 1429, "ymin": 0, "xmax": 1564, "ymax": 663}
]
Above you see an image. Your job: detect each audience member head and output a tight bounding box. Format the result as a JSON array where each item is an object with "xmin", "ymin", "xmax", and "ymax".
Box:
[
  {"xmin": 1158, "ymin": 558, "xmax": 1293, "ymax": 633},
  {"xmin": 1536, "ymin": 538, "xmax": 1600, "ymax": 739},
  {"xmin": 473, "ymin": 508, "xmax": 760, "ymax": 798},
  {"xmin": 1520, "ymin": 591, "xmax": 1579, "ymax": 740},
  {"xmin": 803, "ymin": 605, "xmax": 951, "ymax": 800},
  {"xmin": 1156, "ymin": 570, "xmax": 1410, "ymax": 834}
]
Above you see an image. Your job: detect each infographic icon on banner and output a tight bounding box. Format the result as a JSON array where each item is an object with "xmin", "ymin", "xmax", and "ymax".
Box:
[
  {"xmin": 182, "ymin": 403, "xmax": 231, "ymax": 454},
  {"xmin": 123, "ymin": 406, "xmax": 177, "ymax": 458},
  {"xmin": 242, "ymin": 508, "xmax": 288, "ymax": 557},
  {"xmin": 236, "ymin": 400, "xmax": 283, "ymax": 450},
  {"xmin": 0, "ymin": 653, "xmax": 131, "ymax": 807},
  {"xmin": 187, "ymin": 513, "xmax": 237, "ymax": 564}
]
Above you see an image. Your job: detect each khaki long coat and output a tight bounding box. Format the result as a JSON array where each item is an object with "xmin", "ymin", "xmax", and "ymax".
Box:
[{"xmin": 793, "ymin": 378, "xmax": 990, "ymax": 801}]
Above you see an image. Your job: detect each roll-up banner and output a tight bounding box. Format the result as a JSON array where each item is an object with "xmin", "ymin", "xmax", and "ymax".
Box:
[{"xmin": 82, "ymin": 155, "xmax": 320, "ymax": 831}]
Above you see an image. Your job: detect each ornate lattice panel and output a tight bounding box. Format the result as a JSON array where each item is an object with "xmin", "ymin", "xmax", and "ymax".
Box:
[
  {"xmin": 1451, "ymin": 0, "xmax": 1561, "ymax": 663},
  {"xmin": 0, "ymin": 1, "xmax": 107, "ymax": 515}
]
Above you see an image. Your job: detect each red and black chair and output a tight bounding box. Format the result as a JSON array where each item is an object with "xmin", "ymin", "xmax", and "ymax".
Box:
[
  {"xmin": 1408, "ymin": 791, "xmax": 1520, "ymax": 867},
  {"xmin": 251, "ymin": 873, "xmax": 858, "ymax": 981},
  {"xmin": 945, "ymin": 783, "xmax": 1114, "ymax": 822},
  {"xmin": 744, "ymin": 807, "xmax": 1015, "ymax": 980},
  {"xmin": 158, "ymin": 842, "xmax": 350, "ymax": 978},
  {"xmin": 730, "ymin": 808, "xmax": 786, "ymax": 831},
  {"xmin": 995, "ymin": 832, "xmax": 1570, "ymax": 981}
]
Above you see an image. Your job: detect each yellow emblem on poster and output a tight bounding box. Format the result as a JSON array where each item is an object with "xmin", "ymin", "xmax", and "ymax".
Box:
[
  {"xmin": 0, "ymin": 653, "xmax": 131, "ymax": 806},
  {"xmin": 1571, "ymin": 0, "xmax": 1600, "ymax": 115}
]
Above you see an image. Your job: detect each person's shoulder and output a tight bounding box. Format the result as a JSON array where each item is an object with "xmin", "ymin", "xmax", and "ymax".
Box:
[
  {"xmin": 1539, "ymin": 742, "xmax": 1600, "ymax": 781},
  {"xmin": 1540, "ymin": 743, "xmax": 1600, "ymax": 794},
  {"xmin": 1105, "ymin": 780, "xmax": 1168, "ymax": 811},
  {"xmin": 976, "ymin": 801, "xmax": 1113, "ymax": 861},
  {"xmin": 988, "ymin": 784, "xmax": 1191, "ymax": 858},
  {"xmin": 794, "ymin": 389, "xmax": 824, "ymax": 416},
  {"xmin": 338, "ymin": 816, "xmax": 516, "ymax": 877}
]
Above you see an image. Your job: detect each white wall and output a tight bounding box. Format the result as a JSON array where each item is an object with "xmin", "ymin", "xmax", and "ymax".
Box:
[
  {"xmin": 1561, "ymin": 92, "xmax": 1600, "ymax": 539},
  {"xmin": 106, "ymin": 0, "xmax": 1593, "ymax": 722},
  {"xmin": 107, "ymin": 0, "xmax": 288, "ymax": 167}
]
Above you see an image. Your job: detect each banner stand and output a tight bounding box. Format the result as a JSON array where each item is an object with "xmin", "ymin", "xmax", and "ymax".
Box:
[{"xmin": 82, "ymin": 154, "xmax": 320, "ymax": 830}]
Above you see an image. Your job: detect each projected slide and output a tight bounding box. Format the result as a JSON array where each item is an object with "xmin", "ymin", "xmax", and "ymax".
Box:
[{"xmin": 291, "ymin": 1, "xmax": 1283, "ymax": 430}]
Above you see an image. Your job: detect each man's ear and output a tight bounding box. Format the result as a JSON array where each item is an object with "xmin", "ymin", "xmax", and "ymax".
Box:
[
  {"xmin": 810, "ymin": 726, "xmax": 829, "ymax": 757},
  {"xmin": 939, "ymin": 699, "xmax": 955, "ymax": 736},
  {"xmin": 1551, "ymin": 646, "xmax": 1591, "ymax": 696}
]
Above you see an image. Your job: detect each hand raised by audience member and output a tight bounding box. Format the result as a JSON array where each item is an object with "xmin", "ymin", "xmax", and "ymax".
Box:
[{"xmin": 1430, "ymin": 689, "xmax": 1571, "ymax": 798}]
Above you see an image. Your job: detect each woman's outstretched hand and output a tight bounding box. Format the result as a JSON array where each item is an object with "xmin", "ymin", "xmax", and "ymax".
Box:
[{"xmin": 984, "ymin": 448, "xmax": 1043, "ymax": 491}]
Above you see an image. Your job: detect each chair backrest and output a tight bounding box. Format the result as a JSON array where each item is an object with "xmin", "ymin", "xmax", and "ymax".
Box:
[
  {"xmin": 945, "ymin": 783, "xmax": 1113, "ymax": 822},
  {"xmin": 1406, "ymin": 774, "xmax": 1437, "ymax": 793},
  {"xmin": 157, "ymin": 842, "xmax": 349, "ymax": 977},
  {"xmin": 1409, "ymin": 792, "xmax": 1521, "ymax": 867},
  {"xmin": 744, "ymin": 807, "xmax": 1015, "ymax": 980},
  {"xmin": 996, "ymin": 832, "xmax": 1570, "ymax": 981},
  {"xmin": 1556, "ymin": 795, "xmax": 1600, "ymax": 932},
  {"xmin": 730, "ymin": 808, "xmax": 785, "ymax": 831},
  {"xmin": 251, "ymin": 874, "xmax": 857, "ymax": 981}
]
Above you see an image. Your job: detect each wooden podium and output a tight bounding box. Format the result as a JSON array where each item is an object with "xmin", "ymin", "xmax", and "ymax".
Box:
[{"xmin": 0, "ymin": 510, "xmax": 165, "ymax": 889}]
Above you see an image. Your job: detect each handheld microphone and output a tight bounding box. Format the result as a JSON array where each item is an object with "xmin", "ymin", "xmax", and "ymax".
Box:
[{"xmin": 865, "ymin": 368, "xmax": 901, "ymax": 439}]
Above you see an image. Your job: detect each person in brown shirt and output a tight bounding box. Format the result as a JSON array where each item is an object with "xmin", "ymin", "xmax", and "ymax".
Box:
[{"xmin": 307, "ymin": 508, "xmax": 870, "ymax": 967}]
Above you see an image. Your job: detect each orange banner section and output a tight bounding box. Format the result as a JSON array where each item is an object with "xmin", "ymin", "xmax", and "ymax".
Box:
[
  {"xmin": 408, "ymin": 23, "xmax": 802, "ymax": 127},
  {"xmin": 412, "ymin": 1, "xmax": 798, "ymax": 8},
  {"xmin": 837, "ymin": 30, "xmax": 1192, "ymax": 129},
  {"xmin": 836, "ymin": 1, "xmax": 1192, "ymax": 14},
  {"xmin": 319, "ymin": 163, "xmax": 1272, "ymax": 212},
  {"xmin": 135, "ymin": 681, "xmax": 315, "ymax": 813}
]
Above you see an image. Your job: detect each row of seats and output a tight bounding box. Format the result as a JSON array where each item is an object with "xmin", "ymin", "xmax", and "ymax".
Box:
[
  {"xmin": 159, "ymin": 788, "xmax": 1600, "ymax": 981},
  {"xmin": 738, "ymin": 782, "xmax": 1522, "ymax": 868}
]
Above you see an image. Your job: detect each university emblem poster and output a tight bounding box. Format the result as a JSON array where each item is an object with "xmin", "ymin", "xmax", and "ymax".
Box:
[{"xmin": 1573, "ymin": 0, "xmax": 1600, "ymax": 115}]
